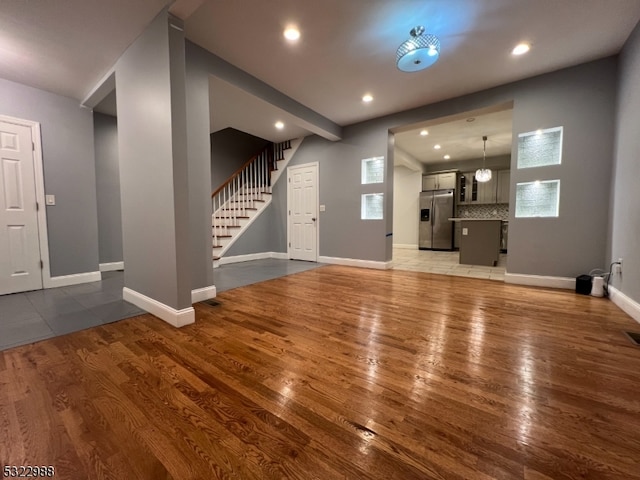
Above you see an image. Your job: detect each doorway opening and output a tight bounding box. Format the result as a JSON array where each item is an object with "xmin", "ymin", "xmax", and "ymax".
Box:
[{"xmin": 389, "ymin": 103, "xmax": 513, "ymax": 281}]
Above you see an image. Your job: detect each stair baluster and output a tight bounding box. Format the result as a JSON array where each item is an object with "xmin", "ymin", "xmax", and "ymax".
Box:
[{"xmin": 211, "ymin": 140, "xmax": 294, "ymax": 262}]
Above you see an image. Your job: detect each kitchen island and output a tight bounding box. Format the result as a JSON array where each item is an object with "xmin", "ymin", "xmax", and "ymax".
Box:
[{"xmin": 449, "ymin": 218, "xmax": 502, "ymax": 266}]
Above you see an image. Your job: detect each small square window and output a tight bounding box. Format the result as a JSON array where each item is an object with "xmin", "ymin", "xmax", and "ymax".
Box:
[
  {"xmin": 515, "ymin": 180, "xmax": 560, "ymax": 218},
  {"xmin": 361, "ymin": 156, "xmax": 384, "ymax": 184},
  {"xmin": 361, "ymin": 193, "xmax": 383, "ymax": 220},
  {"xmin": 517, "ymin": 127, "xmax": 563, "ymax": 169}
]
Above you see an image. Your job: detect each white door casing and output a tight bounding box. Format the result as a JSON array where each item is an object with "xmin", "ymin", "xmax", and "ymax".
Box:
[
  {"xmin": 288, "ymin": 162, "xmax": 318, "ymax": 262},
  {"xmin": 0, "ymin": 115, "xmax": 50, "ymax": 294}
]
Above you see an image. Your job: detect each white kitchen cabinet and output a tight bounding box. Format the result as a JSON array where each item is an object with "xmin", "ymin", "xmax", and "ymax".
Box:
[
  {"xmin": 477, "ymin": 175, "xmax": 497, "ymax": 204},
  {"xmin": 497, "ymin": 170, "xmax": 510, "ymax": 204},
  {"xmin": 422, "ymin": 172, "xmax": 456, "ymax": 191}
]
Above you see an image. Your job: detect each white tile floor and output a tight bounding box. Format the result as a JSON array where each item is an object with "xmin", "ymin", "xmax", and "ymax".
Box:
[{"xmin": 392, "ymin": 247, "xmax": 507, "ymax": 281}]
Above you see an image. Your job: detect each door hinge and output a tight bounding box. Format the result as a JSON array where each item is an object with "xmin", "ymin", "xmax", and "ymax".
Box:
[
  {"xmin": 288, "ymin": 210, "xmax": 291, "ymax": 215},
  {"xmin": 289, "ymin": 242, "xmax": 291, "ymax": 247},
  {"xmin": 40, "ymin": 260, "xmax": 43, "ymax": 269},
  {"xmin": 32, "ymin": 141, "xmax": 35, "ymax": 151},
  {"xmin": 36, "ymin": 202, "xmax": 39, "ymax": 211}
]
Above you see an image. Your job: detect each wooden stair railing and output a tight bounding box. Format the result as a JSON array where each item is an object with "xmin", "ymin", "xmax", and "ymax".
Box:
[{"xmin": 211, "ymin": 140, "xmax": 292, "ymax": 258}]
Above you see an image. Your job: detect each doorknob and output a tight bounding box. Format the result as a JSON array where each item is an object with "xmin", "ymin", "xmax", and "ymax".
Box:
[{"xmin": 311, "ymin": 217, "xmax": 316, "ymax": 221}]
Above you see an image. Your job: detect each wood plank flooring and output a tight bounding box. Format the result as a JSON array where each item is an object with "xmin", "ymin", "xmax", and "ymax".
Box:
[{"xmin": 1, "ymin": 265, "xmax": 640, "ymax": 479}]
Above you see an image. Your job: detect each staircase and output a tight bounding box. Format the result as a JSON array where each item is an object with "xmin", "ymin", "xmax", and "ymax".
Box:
[{"xmin": 211, "ymin": 138, "xmax": 302, "ymax": 267}]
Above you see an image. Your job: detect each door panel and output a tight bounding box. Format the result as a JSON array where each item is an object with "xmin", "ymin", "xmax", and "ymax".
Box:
[
  {"xmin": 0, "ymin": 121, "xmax": 42, "ymax": 294},
  {"xmin": 289, "ymin": 164, "xmax": 318, "ymax": 261}
]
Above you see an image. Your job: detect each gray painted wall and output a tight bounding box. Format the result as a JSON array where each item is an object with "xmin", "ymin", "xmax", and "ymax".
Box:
[
  {"xmin": 224, "ymin": 205, "xmax": 285, "ymax": 256},
  {"xmin": 211, "ymin": 128, "xmax": 269, "ymax": 191},
  {"xmin": 0, "ymin": 77, "xmax": 99, "ymax": 277},
  {"xmin": 609, "ymin": 21, "xmax": 640, "ymax": 304},
  {"xmin": 93, "ymin": 113, "xmax": 123, "ymax": 264},
  {"xmin": 185, "ymin": 41, "xmax": 215, "ymax": 291},
  {"xmin": 393, "ymin": 166, "xmax": 421, "ymax": 247},
  {"xmin": 282, "ymin": 126, "xmax": 393, "ymax": 262},
  {"xmin": 266, "ymin": 57, "xmax": 617, "ymax": 276},
  {"xmin": 116, "ymin": 10, "xmax": 191, "ymax": 309},
  {"xmin": 507, "ymin": 59, "xmax": 616, "ymax": 277}
]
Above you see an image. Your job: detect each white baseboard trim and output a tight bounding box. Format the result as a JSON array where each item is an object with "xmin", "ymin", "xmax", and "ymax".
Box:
[
  {"xmin": 608, "ymin": 286, "xmax": 640, "ymax": 325},
  {"xmin": 45, "ymin": 271, "xmax": 101, "ymax": 289},
  {"xmin": 218, "ymin": 251, "xmax": 288, "ymax": 266},
  {"xmin": 123, "ymin": 287, "xmax": 194, "ymax": 328},
  {"xmin": 318, "ymin": 256, "xmax": 393, "ymax": 270},
  {"xmin": 393, "ymin": 244, "xmax": 418, "ymax": 249},
  {"xmin": 99, "ymin": 261, "xmax": 124, "ymax": 272},
  {"xmin": 191, "ymin": 285, "xmax": 217, "ymax": 303},
  {"xmin": 504, "ymin": 273, "xmax": 575, "ymax": 289}
]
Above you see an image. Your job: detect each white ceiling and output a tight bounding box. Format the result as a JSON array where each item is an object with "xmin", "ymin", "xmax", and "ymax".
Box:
[
  {"xmin": 394, "ymin": 109, "xmax": 514, "ymax": 165},
  {"xmin": 2, "ymin": 0, "xmax": 640, "ymax": 144}
]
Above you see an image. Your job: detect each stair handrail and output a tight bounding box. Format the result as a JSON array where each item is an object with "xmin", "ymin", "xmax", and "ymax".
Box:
[
  {"xmin": 211, "ymin": 139, "xmax": 292, "ymax": 261},
  {"xmin": 211, "ymin": 143, "xmax": 272, "ymax": 198}
]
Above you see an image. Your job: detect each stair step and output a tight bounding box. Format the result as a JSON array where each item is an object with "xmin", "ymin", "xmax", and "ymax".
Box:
[
  {"xmin": 214, "ymin": 216, "xmax": 249, "ymax": 220},
  {"xmin": 213, "ymin": 234, "xmax": 232, "ymax": 238},
  {"xmin": 213, "ymin": 256, "xmax": 220, "ymax": 261},
  {"xmin": 212, "ymin": 245, "xmax": 222, "ymax": 249},
  {"xmin": 221, "ymin": 208, "xmax": 258, "ymax": 211},
  {"xmin": 231, "ymin": 199, "xmax": 265, "ymax": 203}
]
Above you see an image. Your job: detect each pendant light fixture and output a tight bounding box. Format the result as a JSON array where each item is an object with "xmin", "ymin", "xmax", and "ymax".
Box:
[
  {"xmin": 396, "ymin": 26, "xmax": 441, "ymax": 72},
  {"xmin": 475, "ymin": 135, "xmax": 492, "ymax": 183}
]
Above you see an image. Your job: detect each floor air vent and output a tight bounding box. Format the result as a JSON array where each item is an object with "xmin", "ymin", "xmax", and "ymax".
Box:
[
  {"xmin": 202, "ymin": 299, "xmax": 221, "ymax": 307},
  {"xmin": 623, "ymin": 331, "xmax": 640, "ymax": 346}
]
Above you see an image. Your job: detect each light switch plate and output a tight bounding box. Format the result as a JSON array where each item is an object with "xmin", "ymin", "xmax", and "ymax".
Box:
[
  {"xmin": 319, "ymin": 205, "xmax": 326, "ymax": 212},
  {"xmin": 462, "ymin": 228, "xmax": 468, "ymax": 235},
  {"xmin": 45, "ymin": 194, "xmax": 56, "ymax": 206}
]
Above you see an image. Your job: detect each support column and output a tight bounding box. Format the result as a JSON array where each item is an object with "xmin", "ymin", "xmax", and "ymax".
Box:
[{"xmin": 115, "ymin": 8, "xmax": 194, "ymax": 326}]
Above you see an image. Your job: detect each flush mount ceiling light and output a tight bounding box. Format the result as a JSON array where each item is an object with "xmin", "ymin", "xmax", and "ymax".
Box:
[
  {"xmin": 434, "ymin": 144, "xmax": 441, "ymax": 150},
  {"xmin": 512, "ymin": 42, "xmax": 530, "ymax": 55},
  {"xmin": 476, "ymin": 135, "xmax": 492, "ymax": 183},
  {"xmin": 362, "ymin": 94, "xmax": 373, "ymax": 103},
  {"xmin": 283, "ymin": 27, "xmax": 300, "ymax": 41},
  {"xmin": 420, "ymin": 129, "xmax": 429, "ymax": 136},
  {"xmin": 396, "ymin": 26, "xmax": 441, "ymax": 72},
  {"xmin": 275, "ymin": 121, "xmax": 284, "ymax": 130}
]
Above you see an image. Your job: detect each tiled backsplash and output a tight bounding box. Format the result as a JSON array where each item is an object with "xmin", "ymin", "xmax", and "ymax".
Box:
[{"xmin": 457, "ymin": 203, "xmax": 509, "ymax": 220}]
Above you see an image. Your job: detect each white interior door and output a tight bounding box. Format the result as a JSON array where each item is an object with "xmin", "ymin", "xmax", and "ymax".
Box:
[
  {"xmin": 0, "ymin": 120, "xmax": 42, "ymax": 294},
  {"xmin": 288, "ymin": 163, "xmax": 318, "ymax": 262}
]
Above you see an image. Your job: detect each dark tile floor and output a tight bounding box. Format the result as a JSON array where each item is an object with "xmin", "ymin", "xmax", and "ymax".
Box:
[{"xmin": 0, "ymin": 259, "xmax": 323, "ymax": 351}]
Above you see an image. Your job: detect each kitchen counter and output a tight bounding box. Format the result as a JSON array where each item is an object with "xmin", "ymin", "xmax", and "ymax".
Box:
[{"xmin": 456, "ymin": 219, "xmax": 502, "ymax": 266}]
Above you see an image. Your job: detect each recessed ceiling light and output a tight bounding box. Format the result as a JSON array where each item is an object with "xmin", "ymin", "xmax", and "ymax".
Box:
[
  {"xmin": 434, "ymin": 144, "xmax": 441, "ymax": 150},
  {"xmin": 420, "ymin": 129, "xmax": 429, "ymax": 136},
  {"xmin": 284, "ymin": 27, "xmax": 300, "ymax": 41},
  {"xmin": 512, "ymin": 43, "xmax": 530, "ymax": 55},
  {"xmin": 444, "ymin": 154, "xmax": 450, "ymax": 160},
  {"xmin": 362, "ymin": 94, "xmax": 373, "ymax": 103},
  {"xmin": 275, "ymin": 121, "xmax": 284, "ymax": 130}
]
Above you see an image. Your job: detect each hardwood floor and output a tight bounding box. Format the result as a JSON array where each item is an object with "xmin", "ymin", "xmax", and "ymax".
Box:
[{"xmin": 1, "ymin": 265, "xmax": 640, "ymax": 479}]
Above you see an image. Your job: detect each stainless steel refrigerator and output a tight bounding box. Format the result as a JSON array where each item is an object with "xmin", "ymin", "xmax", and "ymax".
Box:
[{"xmin": 419, "ymin": 190, "xmax": 455, "ymax": 250}]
